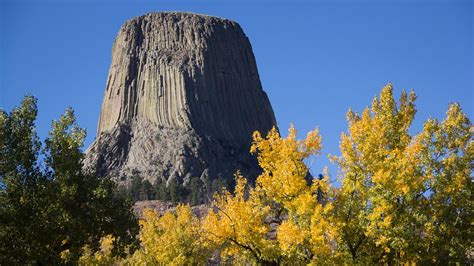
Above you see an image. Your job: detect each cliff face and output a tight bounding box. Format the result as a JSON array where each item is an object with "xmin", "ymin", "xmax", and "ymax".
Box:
[{"xmin": 85, "ymin": 12, "xmax": 276, "ymax": 186}]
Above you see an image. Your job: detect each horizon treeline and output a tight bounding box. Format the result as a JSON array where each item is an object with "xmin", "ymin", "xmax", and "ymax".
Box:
[
  {"xmin": 120, "ymin": 175, "xmax": 230, "ymax": 205},
  {"xmin": 1, "ymin": 84, "xmax": 472, "ymax": 265}
]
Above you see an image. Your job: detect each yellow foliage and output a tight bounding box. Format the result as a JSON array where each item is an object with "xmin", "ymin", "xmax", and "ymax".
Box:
[
  {"xmin": 334, "ymin": 84, "xmax": 472, "ymax": 264},
  {"xmin": 251, "ymin": 126, "xmax": 321, "ymax": 208},
  {"xmin": 202, "ymin": 174, "xmax": 278, "ymax": 264},
  {"xmin": 250, "ymin": 125, "xmax": 340, "ymax": 263},
  {"xmin": 78, "ymin": 235, "xmax": 116, "ymax": 265},
  {"xmin": 127, "ymin": 205, "xmax": 211, "ymax": 265},
  {"xmin": 277, "ymin": 220, "xmax": 305, "ymax": 255}
]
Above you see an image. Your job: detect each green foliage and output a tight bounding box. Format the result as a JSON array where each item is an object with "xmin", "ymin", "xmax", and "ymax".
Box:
[
  {"xmin": 168, "ymin": 179, "xmax": 183, "ymax": 204},
  {"xmin": 211, "ymin": 176, "xmax": 230, "ymax": 195},
  {"xmin": 0, "ymin": 96, "xmax": 139, "ymax": 264},
  {"xmin": 0, "ymin": 96, "xmax": 51, "ymax": 263},
  {"xmin": 129, "ymin": 176, "xmax": 155, "ymax": 201},
  {"xmin": 156, "ymin": 179, "xmax": 170, "ymax": 201},
  {"xmin": 125, "ymin": 176, "xmax": 208, "ymax": 205},
  {"xmin": 188, "ymin": 177, "xmax": 204, "ymax": 205}
]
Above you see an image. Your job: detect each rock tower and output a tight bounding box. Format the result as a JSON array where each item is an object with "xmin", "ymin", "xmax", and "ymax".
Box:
[{"xmin": 85, "ymin": 12, "xmax": 276, "ymax": 187}]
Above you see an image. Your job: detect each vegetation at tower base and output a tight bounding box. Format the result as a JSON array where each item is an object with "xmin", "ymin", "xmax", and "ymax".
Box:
[
  {"xmin": 79, "ymin": 84, "xmax": 472, "ymax": 265},
  {"xmin": 119, "ymin": 174, "xmax": 228, "ymax": 204},
  {"xmin": 0, "ymin": 96, "xmax": 139, "ymax": 264},
  {"xmin": 1, "ymin": 84, "xmax": 471, "ymax": 264}
]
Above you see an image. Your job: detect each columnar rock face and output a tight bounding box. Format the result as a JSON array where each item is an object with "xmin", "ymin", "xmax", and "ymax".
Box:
[{"xmin": 85, "ymin": 12, "xmax": 276, "ymax": 187}]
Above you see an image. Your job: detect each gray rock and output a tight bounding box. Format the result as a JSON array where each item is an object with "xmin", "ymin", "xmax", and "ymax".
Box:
[{"xmin": 85, "ymin": 12, "xmax": 276, "ymax": 187}]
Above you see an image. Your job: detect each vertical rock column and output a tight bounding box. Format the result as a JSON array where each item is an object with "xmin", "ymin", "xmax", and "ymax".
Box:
[{"xmin": 85, "ymin": 12, "xmax": 277, "ymax": 186}]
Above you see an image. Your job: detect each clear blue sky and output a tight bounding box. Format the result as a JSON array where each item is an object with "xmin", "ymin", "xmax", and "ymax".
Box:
[{"xmin": 1, "ymin": 0, "xmax": 472, "ymax": 177}]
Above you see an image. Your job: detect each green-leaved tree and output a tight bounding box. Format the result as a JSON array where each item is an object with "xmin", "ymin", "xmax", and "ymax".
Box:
[{"xmin": 0, "ymin": 96, "xmax": 139, "ymax": 264}]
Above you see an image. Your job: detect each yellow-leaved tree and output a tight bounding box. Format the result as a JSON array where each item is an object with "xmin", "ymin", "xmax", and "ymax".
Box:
[
  {"xmin": 332, "ymin": 83, "xmax": 472, "ymax": 264},
  {"xmin": 203, "ymin": 126, "xmax": 340, "ymax": 264},
  {"xmin": 202, "ymin": 173, "xmax": 279, "ymax": 264},
  {"xmin": 251, "ymin": 126, "xmax": 339, "ymax": 264},
  {"xmin": 127, "ymin": 205, "xmax": 211, "ymax": 265},
  {"xmin": 78, "ymin": 235, "xmax": 117, "ymax": 265},
  {"xmin": 418, "ymin": 102, "xmax": 473, "ymax": 263}
]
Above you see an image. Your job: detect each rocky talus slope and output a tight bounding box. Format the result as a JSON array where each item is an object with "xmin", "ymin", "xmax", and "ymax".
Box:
[{"xmin": 85, "ymin": 12, "xmax": 276, "ymax": 187}]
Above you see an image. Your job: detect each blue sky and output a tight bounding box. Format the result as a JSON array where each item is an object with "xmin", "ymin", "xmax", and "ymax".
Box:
[{"xmin": 1, "ymin": 0, "xmax": 472, "ymax": 178}]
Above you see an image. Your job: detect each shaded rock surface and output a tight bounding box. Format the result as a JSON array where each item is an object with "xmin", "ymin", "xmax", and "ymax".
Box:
[{"xmin": 85, "ymin": 12, "xmax": 276, "ymax": 187}]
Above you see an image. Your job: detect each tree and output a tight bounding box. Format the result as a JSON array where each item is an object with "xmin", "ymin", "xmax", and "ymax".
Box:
[
  {"xmin": 332, "ymin": 84, "xmax": 472, "ymax": 263},
  {"xmin": 78, "ymin": 235, "xmax": 118, "ymax": 265},
  {"xmin": 0, "ymin": 96, "xmax": 139, "ymax": 264},
  {"xmin": 188, "ymin": 177, "xmax": 204, "ymax": 205},
  {"xmin": 169, "ymin": 179, "xmax": 180, "ymax": 203},
  {"xmin": 251, "ymin": 126, "xmax": 339, "ymax": 263},
  {"xmin": 203, "ymin": 174, "xmax": 279, "ymax": 264},
  {"xmin": 332, "ymin": 85, "xmax": 421, "ymax": 263},
  {"xmin": 202, "ymin": 126, "xmax": 333, "ymax": 264},
  {"xmin": 156, "ymin": 179, "xmax": 170, "ymax": 201},
  {"xmin": 417, "ymin": 102, "xmax": 472, "ymax": 263},
  {"xmin": 141, "ymin": 179, "xmax": 154, "ymax": 200},
  {"xmin": 45, "ymin": 107, "xmax": 139, "ymax": 262},
  {"xmin": 129, "ymin": 176, "xmax": 155, "ymax": 201},
  {"xmin": 128, "ymin": 205, "xmax": 212, "ymax": 264},
  {"xmin": 211, "ymin": 176, "xmax": 230, "ymax": 195},
  {"xmin": 0, "ymin": 96, "xmax": 52, "ymax": 263},
  {"xmin": 130, "ymin": 176, "xmax": 143, "ymax": 201}
]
